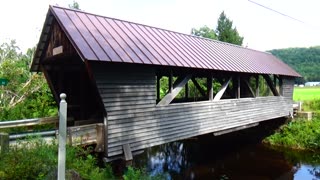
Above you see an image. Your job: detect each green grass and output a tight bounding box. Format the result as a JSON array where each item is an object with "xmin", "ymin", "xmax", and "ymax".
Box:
[{"xmin": 294, "ymin": 86, "xmax": 320, "ymax": 101}]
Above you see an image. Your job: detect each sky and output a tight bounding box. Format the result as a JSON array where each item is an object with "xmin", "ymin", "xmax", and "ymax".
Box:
[{"xmin": 0, "ymin": 0, "xmax": 319, "ymax": 53}]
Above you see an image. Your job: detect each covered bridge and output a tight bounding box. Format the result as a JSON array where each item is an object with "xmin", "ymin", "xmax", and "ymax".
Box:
[{"xmin": 31, "ymin": 6, "xmax": 300, "ymax": 160}]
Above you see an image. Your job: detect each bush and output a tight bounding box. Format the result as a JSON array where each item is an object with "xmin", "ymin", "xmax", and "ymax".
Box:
[
  {"xmin": 0, "ymin": 137, "xmax": 114, "ymax": 180},
  {"xmin": 264, "ymin": 118, "xmax": 320, "ymax": 150}
]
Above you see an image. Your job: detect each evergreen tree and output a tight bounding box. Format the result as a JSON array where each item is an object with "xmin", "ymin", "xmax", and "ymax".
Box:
[
  {"xmin": 191, "ymin": 11, "xmax": 244, "ymax": 46},
  {"xmin": 216, "ymin": 11, "xmax": 243, "ymax": 45}
]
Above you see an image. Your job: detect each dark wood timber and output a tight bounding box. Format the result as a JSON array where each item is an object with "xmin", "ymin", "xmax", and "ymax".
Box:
[
  {"xmin": 279, "ymin": 77, "xmax": 283, "ymax": 96},
  {"xmin": 191, "ymin": 78, "xmax": 207, "ymax": 97},
  {"xmin": 44, "ymin": 19, "xmax": 77, "ymax": 60},
  {"xmin": 243, "ymin": 78, "xmax": 255, "ymax": 97},
  {"xmin": 169, "ymin": 71, "xmax": 173, "ymax": 93},
  {"xmin": 263, "ymin": 75, "xmax": 280, "ymax": 96},
  {"xmin": 208, "ymin": 76, "xmax": 213, "ymax": 101},
  {"xmin": 256, "ymin": 75, "xmax": 259, "ymax": 97},
  {"xmin": 185, "ymin": 82, "xmax": 189, "ymax": 100},
  {"xmin": 237, "ymin": 76, "xmax": 241, "ymax": 99},
  {"xmin": 157, "ymin": 76, "xmax": 161, "ymax": 101}
]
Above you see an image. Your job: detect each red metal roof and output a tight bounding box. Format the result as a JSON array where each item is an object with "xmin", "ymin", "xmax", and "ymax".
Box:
[{"xmin": 31, "ymin": 6, "xmax": 301, "ymax": 77}]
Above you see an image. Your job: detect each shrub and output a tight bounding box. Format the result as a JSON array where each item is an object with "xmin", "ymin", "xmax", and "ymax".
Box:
[
  {"xmin": 0, "ymin": 137, "xmax": 114, "ymax": 180},
  {"xmin": 264, "ymin": 118, "xmax": 320, "ymax": 150}
]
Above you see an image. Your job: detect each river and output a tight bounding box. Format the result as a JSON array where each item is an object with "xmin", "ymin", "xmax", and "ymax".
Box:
[{"xmin": 112, "ymin": 121, "xmax": 320, "ymax": 179}]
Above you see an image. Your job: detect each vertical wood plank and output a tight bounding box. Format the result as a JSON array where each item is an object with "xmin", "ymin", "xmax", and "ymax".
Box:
[
  {"xmin": 208, "ymin": 76, "xmax": 213, "ymax": 101},
  {"xmin": 95, "ymin": 124, "xmax": 105, "ymax": 152},
  {"xmin": 123, "ymin": 144, "xmax": 133, "ymax": 161},
  {"xmin": 185, "ymin": 82, "xmax": 189, "ymax": 100},
  {"xmin": 237, "ymin": 76, "xmax": 241, "ymax": 99},
  {"xmin": 103, "ymin": 116, "xmax": 108, "ymax": 157},
  {"xmin": 256, "ymin": 75, "xmax": 259, "ymax": 97},
  {"xmin": 157, "ymin": 76, "xmax": 160, "ymax": 101}
]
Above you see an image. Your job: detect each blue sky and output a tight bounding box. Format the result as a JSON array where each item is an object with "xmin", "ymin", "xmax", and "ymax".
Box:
[{"xmin": 0, "ymin": 0, "xmax": 319, "ymax": 52}]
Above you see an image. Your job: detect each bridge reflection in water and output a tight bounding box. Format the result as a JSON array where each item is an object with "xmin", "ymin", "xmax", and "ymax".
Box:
[{"xmin": 112, "ymin": 118, "xmax": 320, "ymax": 179}]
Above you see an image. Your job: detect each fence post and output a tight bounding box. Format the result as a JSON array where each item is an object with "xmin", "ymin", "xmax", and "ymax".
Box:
[
  {"xmin": 0, "ymin": 133, "xmax": 9, "ymax": 154},
  {"xmin": 58, "ymin": 93, "xmax": 67, "ymax": 180}
]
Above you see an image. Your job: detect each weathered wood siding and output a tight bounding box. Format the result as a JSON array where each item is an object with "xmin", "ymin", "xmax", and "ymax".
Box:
[
  {"xmin": 282, "ymin": 77, "xmax": 295, "ymax": 99},
  {"xmin": 92, "ymin": 63, "xmax": 293, "ymax": 157}
]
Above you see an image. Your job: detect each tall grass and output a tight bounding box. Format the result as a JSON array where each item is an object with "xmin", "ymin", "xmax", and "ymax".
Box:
[{"xmin": 303, "ymin": 99, "xmax": 320, "ymax": 113}]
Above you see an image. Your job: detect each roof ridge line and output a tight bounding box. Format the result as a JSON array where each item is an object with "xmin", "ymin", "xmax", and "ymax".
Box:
[{"xmin": 50, "ymin": 5, "xmax": 268, "ymax": 55}]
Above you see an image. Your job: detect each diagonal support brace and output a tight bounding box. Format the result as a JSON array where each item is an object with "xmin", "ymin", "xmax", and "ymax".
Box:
[
  {"xmin": 191, "ymin": 78, "xmax": 207, "ymax": 97},
  {"xmin": 243, "ymin": 79, "xmax": 255, "ymax": 97},
  {"xmin": 123, "ymin": 144, "xmax": 133, "ymax": 161},
  {"xmin": 213, "ymin": 77, "xmax": 232, "ymax": 101},
  {"xmin": 157, "ymin": 75, "xmax": 192, "ymax": 106},
  {"xmin": 262, "ymin": 75, "xmax": 279, "ymax": 96}
]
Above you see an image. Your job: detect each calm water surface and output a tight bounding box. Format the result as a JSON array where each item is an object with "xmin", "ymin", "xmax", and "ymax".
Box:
[{"xmin": 125, "ymin": 130, "xmax": 320, "ymax": 180}]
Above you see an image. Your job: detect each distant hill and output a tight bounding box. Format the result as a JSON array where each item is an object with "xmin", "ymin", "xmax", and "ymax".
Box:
[{"xmin": 268, "ymin": 46, "xmax": 320, "ymax": 84}]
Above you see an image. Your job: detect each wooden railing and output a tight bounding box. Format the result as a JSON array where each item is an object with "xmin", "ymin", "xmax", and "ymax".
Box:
[{"xmin": 0, "ymin": 107, "xmax": 104, "ymax": 155}]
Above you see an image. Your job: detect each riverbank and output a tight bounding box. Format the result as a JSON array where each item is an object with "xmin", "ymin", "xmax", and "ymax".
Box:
[
  {"xmin": 263, "ymin": 117, "xmax": 320, "ymax": 150},
  {"xmin": 264, "ymin": 98, "xmax": 320, "ymax": 151}
]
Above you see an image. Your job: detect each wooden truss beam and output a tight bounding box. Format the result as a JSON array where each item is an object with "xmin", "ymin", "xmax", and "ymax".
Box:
[
  {"xmin": 191, "ymin": 78, "xmax": 207, "ymax": 97},
  {"xmin": 157, "ymin": 75, "xmax": 192, "ymax": 106},
  {"xmin": 213, "ymin": 77, "xmax": 232, "ymax": 101},
  {"xmin": 263, "ymin": 75, "xmax": 280, "ymax": 96},
  {"xmin": 243, "ymin": 78, "xmax": 255, "ymax": 97},
  {"xmin": 217, "ymin": 79, "xmax": 233, "ymax": 97}
]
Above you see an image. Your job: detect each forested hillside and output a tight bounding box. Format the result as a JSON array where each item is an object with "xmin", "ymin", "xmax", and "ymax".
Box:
[{"xmin": 269, "ymin": 46, "xmax": 320, "ymax": 84}]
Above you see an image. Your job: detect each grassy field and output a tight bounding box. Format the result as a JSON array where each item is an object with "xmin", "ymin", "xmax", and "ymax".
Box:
[{"xmin": 293, "ymin": 86, "xmax": 320, "ymax": 101}]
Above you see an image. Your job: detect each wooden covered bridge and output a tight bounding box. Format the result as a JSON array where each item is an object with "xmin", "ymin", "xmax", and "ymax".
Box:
[{"xmin": 31, "ymin": 6, "xmax": 300, "ymax": 160}]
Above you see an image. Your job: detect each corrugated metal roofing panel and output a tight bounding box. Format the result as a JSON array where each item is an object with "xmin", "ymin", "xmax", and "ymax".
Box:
[{"xmin": 32, "ymin": 5, "xmax": 301, "ymax": 77}]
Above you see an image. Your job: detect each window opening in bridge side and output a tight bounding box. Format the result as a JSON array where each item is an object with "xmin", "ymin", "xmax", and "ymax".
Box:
[
  {"xmin": 156, "ymin": 73, "xmax": 237, "ymax": 105},
  {"xmin": 156, "ymin": 72, "xmax": 282, "ymax": 106},
  {"xmin": 255, "ymin": 75, "xmax": 281, "ymax": 97}
]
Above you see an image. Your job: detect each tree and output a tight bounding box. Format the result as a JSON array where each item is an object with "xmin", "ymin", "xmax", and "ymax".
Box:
[
  {"xmin": 0, "ymin": 40, "xmax": 20, "ymax": 64},
  {"xmin": 0, "ymin": 41, "xmax": 57, "ymax": 120},
  {"xmin": 191, "ymin": 26, "xmax": 217, "ymax": 40},
  {"xmin": 68, "ymin": 1, "xmax": 80, "ymax": 10},
  {"xmin": 269, "ymin": 46, "xmax": 320, "ymax": 83},
  {"xmin": 216, "ymin": 11, "xmax": 243, "ymax": 45},
  {"xmin": 191, "ymin": 11, "xmax": 244, "ymax": 46}
]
